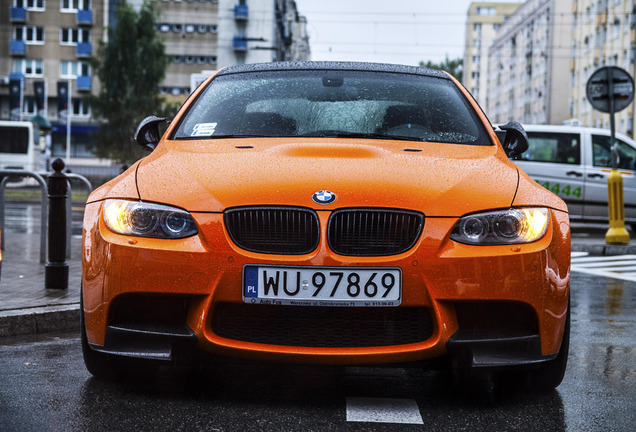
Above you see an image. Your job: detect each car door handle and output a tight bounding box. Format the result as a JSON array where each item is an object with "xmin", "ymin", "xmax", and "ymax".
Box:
[
  {"xmin": 587, "ymin": 173, "xmax": 604, "ymax": 179},
  {"xmin": 566, "ymin": 171, "xmax": 583, "ymax": 177}
]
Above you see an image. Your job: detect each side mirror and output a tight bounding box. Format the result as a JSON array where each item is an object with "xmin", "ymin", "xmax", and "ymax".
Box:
[
  {"xmin": 134, "ymin": 116, "xmax": 166, "ymax": 152},
  {"xmin": 499, "ymin": 121, "xmax": 529, "ymax": 160}
]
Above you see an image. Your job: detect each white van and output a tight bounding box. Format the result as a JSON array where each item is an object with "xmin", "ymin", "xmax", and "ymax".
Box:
[
  {"xmin": 500, "ymin": 125, "xmax": 636, "ymax": 228},
  {"xmin": 0, "ymin": 120, "xmax": 39, "ymax": 172}
]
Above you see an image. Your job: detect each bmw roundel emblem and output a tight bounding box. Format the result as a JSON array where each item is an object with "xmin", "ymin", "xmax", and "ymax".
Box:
[{"xmin": 312, "ymin": 190, "xmax": 337, "ymax": 205}]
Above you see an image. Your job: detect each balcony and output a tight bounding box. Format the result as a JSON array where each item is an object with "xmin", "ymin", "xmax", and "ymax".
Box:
[
  {"xmin": 234, "ymin": 4, "xmax": 248, "ymax": 20},
  {"xmin": 76, "ymin": 42, "xmax": 92, "ymax": 57},
  {"xmin": 233, "ymin": 36, "xmax": 247, "ymax": 51},
  {"xmin": 10, "ymin": 7, "xmax": 27, "ymax": 22},
  {"xmin": 77, "ymin": 9, "xmax": 93, "ymax": 26},
  {"xmin": 76, "ymin": 75, "xmax": 92, "ymax": 91},
  {"xmin": 10, "ymin": 39, "xmax": 26, "ymax": 56}
]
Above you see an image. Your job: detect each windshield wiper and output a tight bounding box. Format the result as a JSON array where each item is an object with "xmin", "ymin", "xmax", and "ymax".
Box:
[{"xmin": 300, "ymin": 131, "xmax": 425, "ymax": 142}]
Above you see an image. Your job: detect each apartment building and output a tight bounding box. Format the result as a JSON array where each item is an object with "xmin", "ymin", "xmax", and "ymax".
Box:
[
  {"xmin": 569, "ymin": 0, "xmax": 635, "ymax": 137},
  {"xmin": 486, "ymin": 0, "xmax": 572, "ymax": 125},
  {"xmin": 144, "ymin": 0, "xmax": 310, "ymax": 99},
  {"xmin": 463, "ymin": 2, "xmax": 522, "ymax": 104},
  {"xmin": 1, "ymin": 0, "xmax": 105, "ymax": 163}
]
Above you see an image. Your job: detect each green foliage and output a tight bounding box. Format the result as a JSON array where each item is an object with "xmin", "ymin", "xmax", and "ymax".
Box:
[
  {"xmin": 89, "ymin": 1, "xmax": 169, "ymax": 164},
  {"xmin": 419, "ymin": 56, "xmax": 463, "ymax": 82}
]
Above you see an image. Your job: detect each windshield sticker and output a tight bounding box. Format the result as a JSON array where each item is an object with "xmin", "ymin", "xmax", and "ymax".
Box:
[{"xmin": 191, "ymin": 123, "xmax": 217, "ymax": 137}]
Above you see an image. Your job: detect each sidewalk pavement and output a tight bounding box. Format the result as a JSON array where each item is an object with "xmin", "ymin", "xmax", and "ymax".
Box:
[{"xmin": 1, "ymin": 226, "xmax": 636, "ymax": 339}]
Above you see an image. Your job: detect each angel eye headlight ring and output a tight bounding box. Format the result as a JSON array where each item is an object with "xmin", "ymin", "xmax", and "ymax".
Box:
[
  {"xmin": 450, "ymin": 208, "xmax": 549, "ymax": 245},
  {"xmin": 103, "ymin": 199, "xmax": 198, "ymax": 239}
]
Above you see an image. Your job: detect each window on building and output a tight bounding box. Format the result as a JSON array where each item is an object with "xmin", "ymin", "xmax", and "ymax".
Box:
[
  {"xmin": 13, "ymin": 59, "xmax": 43, "ymax": 76},
  {"xmin": 60, "ymin": 60, "xmax": 90, "ymax": 78},
  {"xmin": 14, "ymin": 0, "xmax": 45, "ymax": 10},
  {"xmin": 476, "ymin": 7, "xmax": 496, "ymax": 16},
  {"xmin": 473, "ymin": 23, "xmax": 482, "ymax": 35},
  {"xmin": 60, "ymin": 28, "xmax": 90, "ymax": 45},
  {"xmin": 23, "ymin": 97, "xmax": 37, "ymax": 116},
  {"xmin": 72, "ymin": 98, "xmax": 90, "ymax": 117},
  {"xmin": 61, "ymin": 0, "xmax": 90, "ymax": 11},
  {"xmin": 612, "ymin": 18, "xmax": 620, "ymax": 39},
  {"xmin": 14, "ymin": 26, "xmax": 44, "ymax": 43}
]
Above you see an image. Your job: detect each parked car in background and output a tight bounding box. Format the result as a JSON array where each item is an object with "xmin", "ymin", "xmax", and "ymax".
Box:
[
  {"xmin": 499, "ymin": 125, "xmax": 636, "ymax": 228},
  {"xmin": 81, "ymin": 62, "xmax": 570, "ymax": 391}
]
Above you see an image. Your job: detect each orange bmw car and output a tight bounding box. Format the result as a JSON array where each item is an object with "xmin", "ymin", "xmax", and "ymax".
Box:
[{"xmin": 81, "ymin": 62, "xmax": 570, "ymax": 390}]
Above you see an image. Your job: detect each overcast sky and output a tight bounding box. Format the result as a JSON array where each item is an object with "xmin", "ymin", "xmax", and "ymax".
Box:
[{"xmin": 296, "ymin": 0, "xmax": 518, "ymax": 66}]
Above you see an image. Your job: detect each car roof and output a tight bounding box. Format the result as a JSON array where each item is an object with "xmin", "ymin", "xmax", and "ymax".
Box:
[{"xmin": 215, "ymin": 61, "xmax": 450, "ymax": 80}]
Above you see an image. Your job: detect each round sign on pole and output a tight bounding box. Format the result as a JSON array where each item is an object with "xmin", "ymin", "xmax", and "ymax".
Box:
[{"xmin": 586, "ymin": 66, "xmax": 634, "ymax": 113}]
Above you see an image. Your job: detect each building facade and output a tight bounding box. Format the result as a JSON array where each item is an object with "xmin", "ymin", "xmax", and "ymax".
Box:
[
  {"xmin": 569, "ymin": 0, "xmax": 635, "ymax": 137},
  {"xmin": 118, "ymin": 0, "xmax": 309, "ymax": 99},
  {"xmin": 1, "ymin": 0, "xmax": 105, "ymax": 167},
  {"xmin": 462, "ymin": 2, "xmax": 522, "ymax": 105},
  {"xmin": 486, "ymin": 0, "xmax": 572, "ymax": 125}
]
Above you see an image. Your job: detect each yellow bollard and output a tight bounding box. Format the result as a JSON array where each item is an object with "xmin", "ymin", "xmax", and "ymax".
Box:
[{"xmin": 605, "ymin": 169, "xmax": 630, "ymax": 244}]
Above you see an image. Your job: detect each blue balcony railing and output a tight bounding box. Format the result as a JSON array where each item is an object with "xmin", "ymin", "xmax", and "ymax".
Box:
[
  {"xmin": 233, "ymin": 36, "xmax": 248, "ymax": 51},
  {"xmin": 9, "ymin": 72, "xmax": 24, "ymax": 81},
  {"xmin": 234, "ymin": 4, "xmax": 248, "ymax": 20},
  {"xmin": 77, "ymin": 9, "xmax": 93, "ymax": 26},
  {"xmin": 76, "ymin": 42, "xmax": 92, "ymax": 57},
  {"xmin": 10, "ymin": 39, "xmax": 26, "ymax": 56},
  {"xmin": 10, "ymin": 7, "xmax": 27, "ymax": 22},
  {"xmin": 76, "ymin": 75, "xmax": 92, "ymax": 91}
]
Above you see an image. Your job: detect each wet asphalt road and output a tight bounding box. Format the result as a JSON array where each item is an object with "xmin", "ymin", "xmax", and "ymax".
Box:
[{"xmin": 1, "ymin": 271, "xmax": 635, "ymax": 431}]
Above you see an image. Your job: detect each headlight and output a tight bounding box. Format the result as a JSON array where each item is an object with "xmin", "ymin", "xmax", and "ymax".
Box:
[
  {"xmin": 450, "ymin": 208, "xmax": 549, "ymax": 245},
  {"xmin": 103, "ymin": 199, "xmax": 198, "ymax": 239}
]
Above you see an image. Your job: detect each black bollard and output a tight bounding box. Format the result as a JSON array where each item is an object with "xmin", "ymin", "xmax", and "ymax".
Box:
[{"xmin": 45, "ymin": 158, "xmax": 68, "ymax": 290}]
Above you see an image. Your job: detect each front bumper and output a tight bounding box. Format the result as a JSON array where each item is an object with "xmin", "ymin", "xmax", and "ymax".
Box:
[{"xmin": 83, "ymin": 202, "xmax": 570, "ymax": 367}]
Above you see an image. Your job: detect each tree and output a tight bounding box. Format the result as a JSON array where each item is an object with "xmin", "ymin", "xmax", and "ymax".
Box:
[
  {"xmin": 89, "ymin": 1, "xmax": 172, "ymax": 164},
  {"xmin": 419, "ymin": 56, "xmax": 463, "ymax": 82}
]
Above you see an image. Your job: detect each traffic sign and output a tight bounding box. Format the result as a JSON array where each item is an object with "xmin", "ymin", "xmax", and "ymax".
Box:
[{"xmin": 586, "ymin": 66, "xmax": 634, "ymax": 113}]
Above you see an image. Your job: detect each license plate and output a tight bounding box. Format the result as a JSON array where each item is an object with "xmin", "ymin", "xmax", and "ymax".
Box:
[{"xmin": 243, "ymin": 265, "xmax": 402, "ymax": 307}]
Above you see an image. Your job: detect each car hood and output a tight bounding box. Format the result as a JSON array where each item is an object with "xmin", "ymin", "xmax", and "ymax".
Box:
[{"xmin": 135, "ymin": 138, "xmax": 520, "ymax": 217}]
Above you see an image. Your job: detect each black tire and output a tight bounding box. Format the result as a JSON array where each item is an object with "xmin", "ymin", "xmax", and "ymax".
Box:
[
  {"xmin": 80, "ymin": 285, "xmax": 120, "ymax": 380},
  {"xmin": 527, "ymin": 299, "xmax": 570, "ymax": 392}
]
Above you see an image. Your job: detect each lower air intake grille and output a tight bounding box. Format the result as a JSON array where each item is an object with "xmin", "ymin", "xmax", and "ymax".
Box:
[
  {"xmin": 211, "ymin": 304, "xmax": 433, "ymax": 348},
  {"xmin": 224, "ymin": 207, "xmax": 319, "ymax": 255},
  {"xmin": 328, "ymin": 208, "xmax": 424, "ymax": 256}
]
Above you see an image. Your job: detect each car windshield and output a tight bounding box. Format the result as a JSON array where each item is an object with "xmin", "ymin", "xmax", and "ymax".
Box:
[{"xmin": 172, "ymin": 69, "xmax": 491, "ymax": 145}]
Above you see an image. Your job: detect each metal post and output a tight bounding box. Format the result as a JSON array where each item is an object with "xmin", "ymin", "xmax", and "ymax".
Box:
[
  {"xmin": 605, "ymin": 68, "xmax": 630, "ymax": 244},
  {"xmin": 65, "ymin": 79, "xmax": 72, "ymax": 164},
  {"xmin": 45, "ymin": 158, "xmax": 68, "ymax": 289}
]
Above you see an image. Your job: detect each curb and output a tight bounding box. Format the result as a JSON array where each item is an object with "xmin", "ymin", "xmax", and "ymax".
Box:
[{"xmin": 0, "ymin": 304, "xmax": 79, "ymax": 338}]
